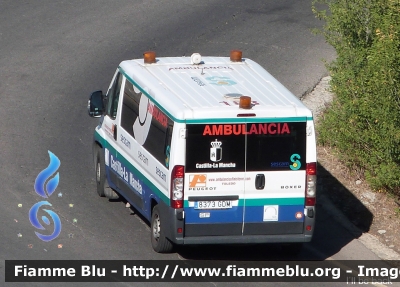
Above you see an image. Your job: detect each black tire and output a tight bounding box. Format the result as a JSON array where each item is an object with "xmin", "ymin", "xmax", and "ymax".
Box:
[
  {"xmin": 281, "ymin": 243, "xmax": 303, "ymax": 255},
  {"xmin": 95, "ymin": 147, "xmax": 106, "ymax": 197},
  {"xmin": 104, "ymin": 184, "xmax": 119, "ymax": 200},
  {"xmin": 151, "ymin": 205, "xmax": 173, "ymax": 253},
  {"xmin": 94, "ymin": 147, "xmax": 119, "ymax": 199}
]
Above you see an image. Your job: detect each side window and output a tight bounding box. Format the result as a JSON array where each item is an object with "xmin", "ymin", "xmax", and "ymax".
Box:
[
  {"xmin": 120, "ymin": 80, "xmax": 141, "ymax": 134},
  {"xmin": 121, "ymin": 80, "xmax": 174, "ymax": 168},
  {"xmin": 106, "ymin": 72, "xmax": 123, "ymax": 119}
]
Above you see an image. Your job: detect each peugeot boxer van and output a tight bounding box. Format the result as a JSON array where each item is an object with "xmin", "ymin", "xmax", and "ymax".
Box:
[{"xmin": 87, "ymin": 50, "xmax": 317, "ymax": 253}]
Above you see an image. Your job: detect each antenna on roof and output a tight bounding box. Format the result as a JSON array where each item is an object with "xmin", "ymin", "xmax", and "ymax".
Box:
[{"xmin": 191, "ymin": 53, "xmax": 202, "ymax": 65}]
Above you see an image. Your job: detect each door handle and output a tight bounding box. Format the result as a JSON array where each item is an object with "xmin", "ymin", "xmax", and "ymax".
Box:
[
  {"xmin": 113, "ymin": 124, "xmax": 117, "ymax": 141},
  {"xmin": 255, "ymin": 174, "xmax": 265, "ymax": 190}
]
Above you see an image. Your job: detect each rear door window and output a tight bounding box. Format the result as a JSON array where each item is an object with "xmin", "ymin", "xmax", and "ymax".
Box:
[
  {"xmin": 246, "ymin": 122, "xmax": 306, "ymax": 171},
  {"xmin": 186, "ymin": 122, "xmax": 306, "ymax": 172},
  {"xmin": 185, "ymin": 124, "xmax": 246, "ymax": 173}
]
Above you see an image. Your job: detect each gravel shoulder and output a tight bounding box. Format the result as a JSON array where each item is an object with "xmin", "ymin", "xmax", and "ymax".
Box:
[{"xmin": 302, "ymin": 76, "xmax": 400, "ymax": 260}]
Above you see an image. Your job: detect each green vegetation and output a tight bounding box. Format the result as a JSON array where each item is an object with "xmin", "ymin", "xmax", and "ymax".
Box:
[
  {"xmin": 396, "ymin": 207, "xmax": 400, "ymax": 217},
  {"xmin": 312, "ymin": 0, "xmax": 400, "ymax": 195}
]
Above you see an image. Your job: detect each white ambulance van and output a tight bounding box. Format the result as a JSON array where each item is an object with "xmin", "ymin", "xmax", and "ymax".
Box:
[{"xmin": 87, "ymin": 50, "xmax": 317, "ymax": 253}]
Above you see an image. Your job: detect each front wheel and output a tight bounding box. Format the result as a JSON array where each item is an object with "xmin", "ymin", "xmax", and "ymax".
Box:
[
  {"xmin": 95, "ymin": 147, "xmax": 106, "ymax": 197},
  {"xmin": 151, "ymin": 205, "xmax": 173, "ymax": 253},
  {"xmin": 95, "ymin": 147, "xmax": 119, "ymax": 199}
]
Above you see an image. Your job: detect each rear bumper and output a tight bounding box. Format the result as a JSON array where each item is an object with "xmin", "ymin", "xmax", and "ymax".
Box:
[
  {"xmin": 178, "ymin": 234, "xmax": 312, "ymax": 245},
  {"xmin": 159, "ymin": 201, "xmax": 315, "ymax": 246}
]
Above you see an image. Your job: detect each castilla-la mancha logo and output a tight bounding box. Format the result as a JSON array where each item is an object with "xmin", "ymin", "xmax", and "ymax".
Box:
[
  {"xmin": 29, "ymin": 151, "xmax": 62, "ymax": 242},
  {"xmin": 210, "ymin": 139, "xmax": 222, "ymax": 162}
]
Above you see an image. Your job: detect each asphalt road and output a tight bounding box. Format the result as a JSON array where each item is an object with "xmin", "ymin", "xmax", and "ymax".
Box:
[{"xmin": 0, "ymin": 1, "xmax": 386, "ymax": 286}]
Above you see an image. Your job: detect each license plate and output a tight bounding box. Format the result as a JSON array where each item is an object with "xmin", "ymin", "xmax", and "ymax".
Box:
[{"xmin": 194, "ymin": 201, "xmax": 232, "ymax": 209}]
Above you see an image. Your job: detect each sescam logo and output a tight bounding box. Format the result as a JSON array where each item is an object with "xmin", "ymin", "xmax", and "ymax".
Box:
[
  {"xmin": 206, "ymin": 76, "xmax": 237, "ymax": 86},
  {"xmin": 188, "ymin": 174, "xmax": 216, "ymax": 191},
  {"xmin": 289, "ymin": 154, "xmax": 301, "ymax": 170},
  {"xmin": 271, "ymin": 162, "xmax": 290, "ymax": 168}
]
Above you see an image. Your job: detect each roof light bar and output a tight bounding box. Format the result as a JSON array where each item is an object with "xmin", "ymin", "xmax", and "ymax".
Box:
[
  {"xmin": 143, "ymin": 51, "xmax": 156, "ymax": 64},
  {"xmin": 230, "ymin": 50, "xmax": 242, "ymax": 62},
  {"xmin": 239, "ymin": 96, "xmax": 252, "ymax": 109}
]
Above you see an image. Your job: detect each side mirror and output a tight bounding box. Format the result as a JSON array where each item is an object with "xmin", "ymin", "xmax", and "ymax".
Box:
[{"xmin": 88, "ymin": 90, "xmax": 104, "ymax": 117}]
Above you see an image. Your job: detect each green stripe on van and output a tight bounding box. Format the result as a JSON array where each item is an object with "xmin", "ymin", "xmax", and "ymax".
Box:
[
  {"xmin": 119, "ymin": 67, "xmax": 313, "ymax": 124},
  {"xmin": 184, "ymin": 197, "xmax": 304, "ymax": 207},
  {"xmin": 241, "ymin": 198, "xmax": 304, "ymax": 206},
  {"xmin": 97, "ymin": 132, "xmax": 169, "ymax": 205},
  {"xmin": 185, "ymin": 117, "xmax": 311, "ymax": 124}
]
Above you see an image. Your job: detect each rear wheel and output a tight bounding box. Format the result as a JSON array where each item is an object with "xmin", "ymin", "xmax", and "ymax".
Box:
[
  {"xmin": 282, "ymin": 243, "xmax": 303, "ymax": 255},
  {"xmin": 151, "ymin": 205, "xmax": 173, "ymax": 253},
  {"xmin": 95, "ymin": 147, "xmax": 119, "ymax": 199}
]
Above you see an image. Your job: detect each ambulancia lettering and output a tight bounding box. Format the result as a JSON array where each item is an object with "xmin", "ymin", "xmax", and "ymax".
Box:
[
  {"xmin": 147, "ymin": 103, "xmax": 168, "ymax": 128},
  {"xmin": 202, "ymin": 123, "xmax": 290, "ymax": 136},
  {"xmin": 168, "ymin": 66, "xmax": 233, "ymax": 71}
]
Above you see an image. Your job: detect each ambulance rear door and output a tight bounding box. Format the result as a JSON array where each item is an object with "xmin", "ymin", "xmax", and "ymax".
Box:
[
  {"xmin": 242, "ymin": 121, "xmax": 307, "ymax": 236},
  {"xmin": 184, "ymin": 123, "xmax": 246, "ymax": 237}
]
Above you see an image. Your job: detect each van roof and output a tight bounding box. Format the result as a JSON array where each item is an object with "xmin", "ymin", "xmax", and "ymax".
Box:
[{"xmin": 119, "ymin": 54, "xmax": 312, "ymax": 123}]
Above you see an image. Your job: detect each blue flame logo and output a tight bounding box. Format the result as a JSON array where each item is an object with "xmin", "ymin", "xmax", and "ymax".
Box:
[
  {"xmin": 29, "ymin": 201, "xmax": 61, "ymax": 242},
  {"xmin": 34, "ymin": 151, "xmax": 60, "ymax": 198},
  {"xmin": 29, "ymin": 151, "xmax": 62, "ymax": 241}
]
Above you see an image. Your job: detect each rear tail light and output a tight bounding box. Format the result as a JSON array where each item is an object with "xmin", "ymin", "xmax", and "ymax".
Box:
[
  {"xmin": 171, "ymin": 165, "xmax": 184, "ymax": 209},
  {"xmin": 305, "ymin": 162, "xmax": 317, "ymax": 206}
]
